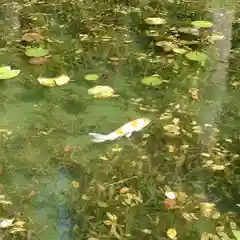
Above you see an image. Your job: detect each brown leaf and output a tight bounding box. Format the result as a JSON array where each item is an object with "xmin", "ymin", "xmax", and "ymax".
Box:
[{"xmin": 22, "ymin": 32, "xmax": 44, "ymax": 42}]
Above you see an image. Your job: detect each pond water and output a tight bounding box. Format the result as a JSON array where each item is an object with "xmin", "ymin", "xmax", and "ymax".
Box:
[{"xmin": 0, "ymin": 1, "xmax": 239, "ymax": 240}]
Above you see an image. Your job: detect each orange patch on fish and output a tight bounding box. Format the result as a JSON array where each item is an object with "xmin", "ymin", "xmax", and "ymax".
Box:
[{"xmin": 130, "ymin": 120, "xmax": 139, "ymax": 128}]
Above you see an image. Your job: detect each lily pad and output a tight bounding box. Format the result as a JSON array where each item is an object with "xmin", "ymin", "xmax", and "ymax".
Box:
[
  {"xmin": 191, "ymin": 21, "xmax": 214, "ymax": 28},
  {"xmin": 141, "ymin": 75, "xmax": 163, "ymax": 86},
  {"xmin": 185, "ymin": 51, "xmax": 208, "ymax": 61},
  {"xmin": 37, "ymin": 74, "xmax": 70, "ymax": 87},
  {"xmin": 0, "ymin": 66, "xmax": 20, "ymax": 80},
  {"xmin": 84, "ymin": 74, "xmax": 99, "ymax": 81},
  {"xmin": 232, "ymin": 230, "xmax": 240, "ymax": 240},
  {"xmin": 88, "ymin": 85, "xmax": 115, "ymax": 98},
  {"xmin": 25, "ymin": 47, "xmax": 49, "ymax": 57},
  {"xmin": 144, "ymin": 17, "xmax": 166, "ymax": 25}
]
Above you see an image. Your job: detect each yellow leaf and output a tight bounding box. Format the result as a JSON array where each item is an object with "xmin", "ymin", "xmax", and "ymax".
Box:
[
  {"xmin": 167, "ymin": 228, "xmax": 177, "ymax": 239},
  {"xmin": 72, "ymin": 181, "xmax": 80, "ymax": 188}
]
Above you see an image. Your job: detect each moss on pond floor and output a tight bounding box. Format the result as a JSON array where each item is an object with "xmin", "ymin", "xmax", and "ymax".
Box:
[{"xmin": 0, "ymin": 0, "xmax": 239, "ymax": 239}]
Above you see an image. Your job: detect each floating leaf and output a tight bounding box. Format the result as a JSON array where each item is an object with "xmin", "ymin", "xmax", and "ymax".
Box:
[
  {"xmin": 141, "ymin": 75, "xmax": 163, "ymax": 86},
  {"xmin": 167, "ymin": 228, "xmax": 177, "ymax": 239},
  {"xmin": 191, "ymin": 20, "xmax": 214, "ymax": 28},
  {"xmin": 37, "ymin": 74, "xmax": 70, "ymax": 87},
  {"xmin": 145, "ymin": 17, "xmax": 166, "ymax": 25},
  {"xmin": 84, "ymin": 74, "xmax": 99, "ymax": 81},
  {"xmin": 232, "ymin": 230, "xmax": 240, "ymax": 240},
  {"xmin": 185, "ymin": 51, "xmax": 208, "ymax": 61},
  {"xmin": 0, "ymin": 66, "xmax": 20, "ymax": 80},
  {"xmin": 0, "ymin": 218, "xmax": 14, "ymax": 228},
  {"xmin": 22, "ymin": 32, "xmax": 44, "ymax": 42},
  {"xmin": 88, "ymin": 85, "xmax": 115, "ymax": 98},
  {"xmin": 25, "ymin": 47, "xmax": 49, "ymax": 57}
]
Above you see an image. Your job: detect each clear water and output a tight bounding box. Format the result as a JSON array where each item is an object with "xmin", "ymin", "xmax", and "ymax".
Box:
[{"xmin": 0, "ymin": 1, "xmax": 239, "ymax": 240}]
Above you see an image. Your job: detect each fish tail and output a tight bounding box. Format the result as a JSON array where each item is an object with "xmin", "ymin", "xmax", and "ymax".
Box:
[{"xmin": 88, "ymin": 133, "xmax": 110, "ymax": 142}]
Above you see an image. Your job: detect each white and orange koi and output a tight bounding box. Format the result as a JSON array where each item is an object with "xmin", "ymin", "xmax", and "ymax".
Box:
[{"xmin": 88, "ymin": 118, "xmax": 150, "ymax": 143}]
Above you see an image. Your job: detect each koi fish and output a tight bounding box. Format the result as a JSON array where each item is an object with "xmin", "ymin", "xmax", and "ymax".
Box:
[{"xmin": 88, "ymin": 118, "xmax": 150, "ymax": 143}]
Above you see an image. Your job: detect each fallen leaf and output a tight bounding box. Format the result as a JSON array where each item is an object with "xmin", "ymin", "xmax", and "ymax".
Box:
[
  {"xmin": 72, "ymin": 181, "xmax": 80, "ymax": 188},
  {"xmin": 119, "ymin": 187, "xmax": 130, "ymax": 194},
  {"xmin": 167, "ymin": 228, "xmax": 177, "ymax": 239},
  {"xmin": 0, "ymin": 218, "xmax": 14, "ymax": 228}
]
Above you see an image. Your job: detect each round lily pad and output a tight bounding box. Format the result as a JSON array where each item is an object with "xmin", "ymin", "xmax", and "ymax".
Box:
[
  {"xmin": 84, "ymin": 74, "xmax": 99, "ymax": 81},
  {"xmin": 25, "ymin": 47, "xmax": 49, "ymax": 57},
  {"xmin": 191, "ymin": 21, "xmax": 214, "ymax": 28},
  {"xmin": 141, "ymin": 75, "xmax": 163, "ymax": 86},
  {"xmin": 144, "ymin": 17, "xmax": 166, "ymax": 25},
  {"xmin": 0, "ymin": 66, "xmax": 20, "ymax": 80},
  {"xmin": 185, "ymin": 51, "xmax": 208, "ymax": 61}
]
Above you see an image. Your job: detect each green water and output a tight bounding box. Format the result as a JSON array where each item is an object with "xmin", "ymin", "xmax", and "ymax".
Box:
[{"xmin": 0, "ymin": 0, "xmax": 239, "ymax": 240}]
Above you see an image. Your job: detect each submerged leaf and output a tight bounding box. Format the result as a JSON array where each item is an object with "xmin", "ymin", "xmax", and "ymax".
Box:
[
  {"xmin": 191, "ymin": 20, "xmax": 214, "ymax": 28},
  {"xmin": 185, "ymin": 51, "xmax": 208, "ymax": 61},
  {"xmin": 145, "ymin": 17, "xmax": 166, "ymax": 25},
  {"xmin": 29, "ymin": 56, "xmax": 50, "ymax": 65},
  {"xmin": 141, "ymin": 75, "xmax": 163, "ymax": 86},
  {"xmin": 25, "ymin": 47, "xmax": 49, "ymax": 57},
  {"xmin": 22, "ymin": 32, "xmax": 44, "ymax": 42}
]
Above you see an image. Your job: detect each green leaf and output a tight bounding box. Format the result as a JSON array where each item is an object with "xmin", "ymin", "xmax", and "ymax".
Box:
[
  {"xmin": 25, "ymin": 47, "xmax": 49, "ymax": 57},
  {"xmin": 191, "ymin": 21, "xmax": 214, "ymax": 28},
  {"xmin": 144, "ymin": 17, "xmax": 166, "ymax": 25},
  {"xmin": 232, "ymin": 230, "xmax": 240, "ymax": 240},
  {"xmin": 0, "ymin": 66, "xmax": 20, "ymax": 80},
  {"xmin": 141, "ymin": 75, "xmax": 163, "ymax": 86},
  {"xmin": 84, "ymin": 74, "xmax": 99, "ymax": 81},
  {"xmin": 185, "ymin": 51, "xmax": 208, "ymax": 61}
]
